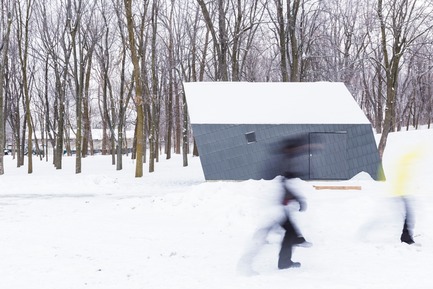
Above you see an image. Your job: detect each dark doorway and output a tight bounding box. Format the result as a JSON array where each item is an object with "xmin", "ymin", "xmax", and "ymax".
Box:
[{"xmin": 309, "ymin": 132, "xmax": 348, "ymax": 180}]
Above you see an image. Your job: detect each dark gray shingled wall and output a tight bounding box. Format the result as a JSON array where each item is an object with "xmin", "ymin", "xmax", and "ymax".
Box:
[{"xmin": 192, "ymin": 123, "xmax": 382, "ymax": 181}]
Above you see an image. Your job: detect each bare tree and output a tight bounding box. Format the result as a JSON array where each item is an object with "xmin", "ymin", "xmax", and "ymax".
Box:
[
  {"xmin": 0, "ymin": 3, "xmax": 12, "ymax": 175},
  {"xmin": 178, "ymin": 2, "xmax": 205, "ymax": 155},
  {"xmin": 196, "ymin": 0, "xmax": 229, "ymax": 81},
  {"xmin": 400, "ymin": 42, "xmax": 433, "ymax": 130},
  {"xmin": 16, "ymin": 0, "xmax": 34, "ymax": 173},
  {"xmin": 81, "ymin": 7, "xmax": 100, "ymax": 158},
  {"xmin": 268, "ymin": 0, "xmax": 323, "ymax": 82},
  {"xmin": 5, "ymin": 50, "xmax": 23, "ymax": 166},
  {"xmin": 124, "ymin": 0, "xmax": 146, "ymax": 177},
  {"xmin": 97, "ymin": 3, "xmax": 118, "ymax": 165},
  {"xmin": 147, "ymin": 0, "xmax": 160, "ymax": 173},
  {"xmin": 113, "ymin": 0, "xmax": 133, "ymax": 170},
  {"xmin": 2, "ymin": 0, "xmax": 433, "ymax": 178},
  {"xmin": 159, "ymin": 0, "xmax": 175, "ymax": 160},
  {"xmin": 36, "ymin": 0, "xmax": 76, "ymax": 169},
  {"xmin": 376, "ymin": 0, "xmax": 433, "ymax": 158},
  {"xmin": 69, "ymin": 0, "xmax": 85, "ymax": 173}
]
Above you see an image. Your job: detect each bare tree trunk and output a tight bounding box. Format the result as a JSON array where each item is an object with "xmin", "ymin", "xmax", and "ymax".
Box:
[
  {"xmin": 377, "ymin": 0, "xmax": 413, "ymax": 158},
  {"xmin": 0, "ymin": 10, "xmax": 12, "ymax": 175},
  {"xmin": 20, "ymin": 112, "xmax": 26, "ymax": 166},
  {"xmin": 124, "ymin": 0, "xmax": 145, "ymax": 177},
  {"xmin": 98, "ymin": 12, "xmax": 117, "ymax": 165},
  {"xmin": 287, "ymin": 0, "xmax": 301, "ymax": 82},
  {"xmin": 52, "ymin": 0, "xmax": 74, "ymax": 170},
  {"xmin": 30, "ymin": 115, "xmax": 42, "ymax": 160},
  {"xmin": 174, "ymin": 69, "xmax": 181, "ymax": 154},
  {"xmin": 181, "ymin": 83, "xmax": 188, "ymax": 167},
  {"xmin": 148, "ymin": 0, "xmax": 159, "ymax": 173},
  {"xmin": 108, "ymin": 79, "xmax": 116, "ymax": 165},
  {"xmin": 165, "ymin": 0, "xmax": 174, "ymax": 160},
  {"xmin": 274, "ymin": 0, "xmax": 289, "ymax": 82},
  {"xmin": 427, "ymin": 80, "xmax": 432, "ymax": 129},
  {"xmin": 14, "ymin": 87, "xmax": 22, "ymax": 167},
  {"xmin": 116, "ymin": 17, "xmax": 131, "ymax": 170},
  {"xmin": 70, "ymin": 0, "xmax": 84, "ymax": 173},
  {"xmin": 82, "ymin": 51, "xmax": 93, "ymax": 157},
  {"xmin": 55, "ymin": 69, "xmax": 66, "ymax": 169},
  {"xmin": 217, "ymin": 0, "xmax": 228, "ymax": 80},
  {"xmin": 42, "ymin": 56, "xmax": 55, "ymax": 162},
  {"xmin": 16, "ymin": 0, "xmax": 34, "ymax": 174},
  {"xmin": 197, "ymin": 0, "xmax": 228, "ymax": 81}
]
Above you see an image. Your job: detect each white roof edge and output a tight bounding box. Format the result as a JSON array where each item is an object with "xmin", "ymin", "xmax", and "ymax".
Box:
[{"xmin": 184, "ymin": 82, "xmax": 370, "ymax": 125}]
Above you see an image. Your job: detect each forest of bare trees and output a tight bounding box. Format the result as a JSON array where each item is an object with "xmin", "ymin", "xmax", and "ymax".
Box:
[{"xmin": 0, "ymin": 0, "xmax": 432, "ymax": 176}]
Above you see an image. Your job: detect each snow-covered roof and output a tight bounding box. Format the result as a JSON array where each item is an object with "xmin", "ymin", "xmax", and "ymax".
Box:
[{"xmin": 184, "ymin": 82, "xmax": 370, "ymax": 124}]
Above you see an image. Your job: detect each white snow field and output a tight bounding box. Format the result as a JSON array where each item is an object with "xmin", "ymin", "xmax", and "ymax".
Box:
[{"xmin": 0, "ymin": 129, "xmax": 432, "ymax": 289}]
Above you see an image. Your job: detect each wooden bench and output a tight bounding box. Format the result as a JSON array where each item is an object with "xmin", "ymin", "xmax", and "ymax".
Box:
[{"xmin": 313, "ymin": 185, "xmax": 362, "ymax": 190}]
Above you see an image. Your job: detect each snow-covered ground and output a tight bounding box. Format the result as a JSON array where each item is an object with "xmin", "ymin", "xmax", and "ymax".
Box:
[{"xmin": 1, "ymin": 129, "xmax": 433, "ymax": 289}]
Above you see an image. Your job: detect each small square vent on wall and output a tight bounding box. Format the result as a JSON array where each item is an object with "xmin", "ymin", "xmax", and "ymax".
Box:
[{"xmin": 245, "ymin": 131, "xmax": 257, "ymax": 144}]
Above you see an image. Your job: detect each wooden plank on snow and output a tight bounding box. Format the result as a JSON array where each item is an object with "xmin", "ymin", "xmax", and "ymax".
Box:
[{"xmin": 313, "ymin": 185, "xmax": 362, "ymax": 190}]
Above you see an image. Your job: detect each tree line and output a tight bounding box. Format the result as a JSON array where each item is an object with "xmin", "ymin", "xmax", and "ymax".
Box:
[{"xmin": 0, "ymin": 0, "xmax": 432, "ymax": 176}]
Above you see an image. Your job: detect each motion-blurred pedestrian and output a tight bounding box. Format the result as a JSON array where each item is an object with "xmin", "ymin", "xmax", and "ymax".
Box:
[
  {"xmin": 391, "ymin": 144, "xmax": 426, "ymax": 244},
  {"xmin": 277, "ymin": 134, "xmax": 316, "ymax": 269}
]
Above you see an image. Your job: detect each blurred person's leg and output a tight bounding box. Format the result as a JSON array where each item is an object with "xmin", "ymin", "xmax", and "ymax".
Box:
[
  {"xmin": 278, "ymin": 218, "xmax": 300, "ymax": 269},
  {"xmin": 400, "ymin": 197, "xmax": 415, "ymax": 244}
]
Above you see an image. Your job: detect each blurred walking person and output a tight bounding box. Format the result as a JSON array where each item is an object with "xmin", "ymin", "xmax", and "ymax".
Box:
[
  {"xmin": 237, "ymin": 134, "xmax": 315, "ymax": 275},
  {"xmin": 391, "ymin": 143, "xmax": 426, "ymax": 245},
  {"xmin": 278, "ymin": 172, "xmax": 310, "ymax": 269},
  {"xmin": 277, "ymin": 134, "xmax": 316, "ymax": 269}
]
